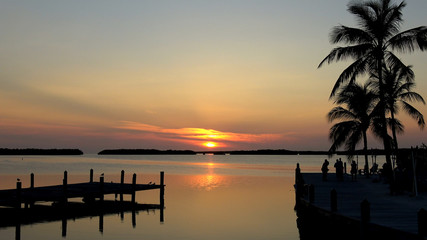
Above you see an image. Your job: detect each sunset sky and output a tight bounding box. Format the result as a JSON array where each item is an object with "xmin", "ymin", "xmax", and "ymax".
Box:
[{"xmin": 0, "ymin": 0, "xmax": 426, "ymax": 153}]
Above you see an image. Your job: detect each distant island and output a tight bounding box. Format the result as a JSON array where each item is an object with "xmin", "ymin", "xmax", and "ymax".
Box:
[
  {"xmin": 98, "ymin": 149, "xmax": 196, "ymax": 155},
  {"xmin": 0, "ymin": 148, "xmax": 84, "ymax": 155},
  {"xmin": 97, "ymin": 148, "xmax": 389, "ymax": 155}
]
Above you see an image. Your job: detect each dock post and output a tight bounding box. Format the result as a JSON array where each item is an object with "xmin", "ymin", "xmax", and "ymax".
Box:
[
  {"xmin": 16, "ymin": 180, "xmax": 22, "ymax": 209},
  {"xmin": 90, "ymin": 169, "xmax": 93, "ymax": 183},
  {"xmin": 30, "ymin": 173, "xmax": 34, "ymax": 189},
  {"xmin": 30, "ymin": 173, "xmax": 35, "ymax": 208},
  {"xmin": 308, "ymin": 184, "xmax": 315, "ymax": 203},
  {"xmin": 418, "ymin": 208, "xmax": 427, "ymax": 236},
  {"xmin": 295, "ymin": 163, "xmax": 303, "ymax": 198},
  {"xmin": 64, "ymin": 171, "xmax": 68, "ymax": 185},
  {"xmin": 330, "ymin": 188, "xmax": 337, "ymax": 212},
  {"xmin": 120, "ymin": 170, "xmax": 124, "ymax": 202},
  {"xmin": 100, "ymin": 174, "xmax": 104, "ymax": 203},
  {"xmin": 160, "ymin": 171, "xmax": 165, "ymax": 207},
  {"xmin": 63, "ymin": 171, "xmax": 68, "ymax": 205},
  {"xmin": 295, "ymin": 163, "xmax": 301, "ymax": 185},
  {"xmin": 131, "ymin": 173, "xmax": 136, "ymax": 204},
  {"xmin": 360, "ymin": 199, "xmax": 370, "ymax": 239}
]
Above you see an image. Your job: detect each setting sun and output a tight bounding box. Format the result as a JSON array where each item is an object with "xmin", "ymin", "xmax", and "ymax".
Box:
[{"xmin": 203, "ymin": 142, "xmax": 217, "ymax": 148}]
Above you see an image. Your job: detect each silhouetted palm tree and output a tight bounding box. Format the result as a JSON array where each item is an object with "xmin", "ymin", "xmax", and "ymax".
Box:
[
  {"xmin": 318, "ymin": 0, "xmax": 427, "ymax": 167},
  {"xmin": 328, "ymin": 83, "xmax": 377, "ymax": 176},
  {"xmin": 369, "ymin": 65, "xmax": 425, "ymax": 153}
]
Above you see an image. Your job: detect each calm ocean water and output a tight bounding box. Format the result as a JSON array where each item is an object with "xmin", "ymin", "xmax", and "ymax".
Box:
[{"xmin": 0, "ymin": 154, "xmax": 384, "ymax": 240}]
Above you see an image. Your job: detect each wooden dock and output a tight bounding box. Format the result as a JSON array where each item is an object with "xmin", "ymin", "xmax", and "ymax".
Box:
[
  {"xmin": 0, "ymin": 170, "xmax": 165, "ymax": 208},
  {"xmin": 295, "ymin": 164, "xmax": 427, "ymax": 240},
  {"xmin": 0, "ymin": 170, "xmax": 166, "ymax": 239}
]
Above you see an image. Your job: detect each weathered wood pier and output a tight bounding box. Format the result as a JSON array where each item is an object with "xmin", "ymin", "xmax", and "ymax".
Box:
[
  {"xmin": 0, "ymin": 169, "xmax": 165, "ymax": 208},
  {"xmin": 295, "ymin": 163, "xmax": 427, "ymax": 240},
  {"xmin": 0, "ymin": 170, "xmax": 166, "ymax": 239}
]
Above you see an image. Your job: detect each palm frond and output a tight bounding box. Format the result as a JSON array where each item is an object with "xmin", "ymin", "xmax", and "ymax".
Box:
[
  {"xmin": 318, "ymin": 44, "xmax": 373, "ymax": 68},
  {"xmin": 348, "ymin": 2, "xmax": 376, "ymax": 32},
  {"xmin": 401, "ymin": 101, "xmax": 426, "ymax": 129},
  {"xmin": 399, "ymin": 91, "xmax": 425, "ymax": 104},
  {"xmin": 330, "ymin": 26, "xmax": 373, "ymax": 44},
  {"xmin": 327, "ymin": 107, "xmax": 357, "ymax": 122},
  {"xmin": 328, "ymin": 121, "xmax": 357, "ymax": 153},
  {"xmin": 388, "ymin": 26, "xmax": 427, "ymax": 53},
  {"xmin": 385, "ymin": 53, "xmax": 415, "ymax": 81},
  {"xmin": 388, "ymin": 118, "xmax": 404, "ymax": 134},
  {"xmin": 329, "ymin": 56, "xmax": 372, "ymax": 98}
]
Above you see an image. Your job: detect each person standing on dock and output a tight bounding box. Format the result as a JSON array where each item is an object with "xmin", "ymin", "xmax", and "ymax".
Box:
[
  {"xmin": 321, "ymin": 159, "xmax": 329, "ymax": 181},
  {"xmin": 351, "ymin": 160, "xmax": 357, "ymax": 181},
  {"xmin": 334, "ymin": 159, "xmax": 344, "ymax": 181}
]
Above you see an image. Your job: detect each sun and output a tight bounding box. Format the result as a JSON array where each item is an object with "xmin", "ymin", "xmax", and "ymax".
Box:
[{"xmin": 203, "ymin": 142, "xmax": 217, "ymax": 148}]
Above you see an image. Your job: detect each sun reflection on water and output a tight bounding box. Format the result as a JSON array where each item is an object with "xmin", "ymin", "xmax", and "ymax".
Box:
[{"xmin": 190, "ymin": 162, "xmax": 227, "ymax": 191}]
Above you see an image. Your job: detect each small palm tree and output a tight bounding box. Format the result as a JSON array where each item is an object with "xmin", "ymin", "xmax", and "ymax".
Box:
[
  {"xmin": 318, "ymin": 0, "xmax": 427, "ymax": 167},
  {"xmin": 328, "ymin": 82, "xmax": 377, "ymax": 176},
  {"xmin": 369, "ymin": 65, "xmax": 425, "ymax": 152}
]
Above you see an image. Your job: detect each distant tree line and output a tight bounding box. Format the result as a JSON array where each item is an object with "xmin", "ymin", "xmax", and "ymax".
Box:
[
  {"xmin": 0, "ymin": 148, "xmax": 83, "ymax": 155},
  {"xmin": 98, "ymin": 149, "xmax": 197, "ymax": 155}
]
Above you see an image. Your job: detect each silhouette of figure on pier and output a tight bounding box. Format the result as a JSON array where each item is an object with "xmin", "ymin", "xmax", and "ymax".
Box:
[
  {"xmin": 321, "ymin": 159, "xmax": 329, "ymax": 181},
  {"xmin": 334, "ymin": 159, "xmax": 344, "ymax": 181},
  {"xmin": 350, "ymin": 160, "xmax": 357, "ymax": 181}
]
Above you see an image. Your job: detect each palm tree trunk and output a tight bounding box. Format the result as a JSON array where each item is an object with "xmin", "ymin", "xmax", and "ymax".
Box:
[
  {"xmin": 377, "ymin": 53, "xmax": 392, "ymax": 169},
  {"xmin": 390, "ymin": 110, "xmax": 399, "ymax": 155},
  {"xmin": 363, "ymin": 130, "xmax": 370, "ymax": 178}
]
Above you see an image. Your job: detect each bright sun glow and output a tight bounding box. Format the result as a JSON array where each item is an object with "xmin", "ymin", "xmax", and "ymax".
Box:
[{"xmin": 203, "ymin": 142, "xmax": 217, "ymax": 148}]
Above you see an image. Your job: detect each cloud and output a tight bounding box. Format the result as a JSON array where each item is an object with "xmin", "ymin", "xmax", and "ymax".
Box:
[{"xmin": 115, "ymin": 121, "xmax": 284, "ymax": 146}]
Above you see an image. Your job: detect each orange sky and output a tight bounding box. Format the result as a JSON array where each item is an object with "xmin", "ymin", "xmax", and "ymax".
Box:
[{"xmin": 0, "ymin": 1, "xmax": 426, "ymax": 153}]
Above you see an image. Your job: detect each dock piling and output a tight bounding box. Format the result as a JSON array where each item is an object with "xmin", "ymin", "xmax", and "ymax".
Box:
[
  {"xmin": 131, "ymin": 173, "xmax": 136, "ymax": 204},
  {"xmin": 295, "ymin": 163, "xmax": 301, "ymax": 185},
  {"xmin": 160, "ymin": 171, "xmax": 165, "ymax": 207},
  {"xmin": 100, "ymin": 174, "xmax": 104, "ymax": 202},
  {"xmin": 30, "ymin": 173, "xmax": 34, "ymax": 189},
  {"xmin": 120, "ymin": 170, "xmax": 124, "ymax": 202},
  {"xmin": 90, "ymin": 169, "xmax": 93, "ymax": 183},
  {"xmin": 63, "ymin": 171, "xmax": 68, "ymax": 204},
  {"xmin": 16, "ymin": 180, "xmax": 22, "ymax": 209}
]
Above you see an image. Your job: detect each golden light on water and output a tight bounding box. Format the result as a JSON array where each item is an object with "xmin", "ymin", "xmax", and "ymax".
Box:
[
  {"xmin": 189, "ymin": 162, "xmax": 227, "ymax": 191},
  {"xmin": 191, "ymin": 173, "xmax": 225, "ymax": 191}
]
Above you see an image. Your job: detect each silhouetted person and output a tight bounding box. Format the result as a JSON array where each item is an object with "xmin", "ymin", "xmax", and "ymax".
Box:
[
  {"xmin": 334, "ymin": 159, "xmax": 344, "ymax": 181},
  {"xmin": 321, "ymin": 159, "xmax": 329, "ymax": 181},
  {"xmin": 370, "ymin": 162, "xmax": 378, "ymax": 175},
  {"xmin": 334, "ymin": 160, "xmax": 339, "ymax": 179},
  {"xmin": 338, "ymin": 159, "xmax": 344, "ymax": 181},
  {"xmin": 350, "ymin": 160, "xmax": 357, "ymax": 181}
]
